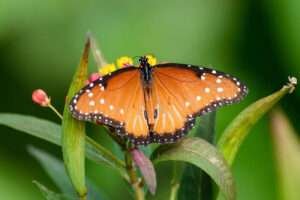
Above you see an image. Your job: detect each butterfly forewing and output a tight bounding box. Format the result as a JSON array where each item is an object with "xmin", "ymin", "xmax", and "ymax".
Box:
[{"xmin": 69, "ymin": 67, "xmax": 150, "ymax": 143}]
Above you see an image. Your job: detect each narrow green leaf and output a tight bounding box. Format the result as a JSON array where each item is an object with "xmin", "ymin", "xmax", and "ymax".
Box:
[
  {"xmin": 85, "ymin": 136, "xmax": 128, "ymax": 181},
  {"xmin": 33, "ymin": 181, "xmax": 73, "ymax": 200},
  {"xmin": 191, "ymin": 112, "xmax": 216, "ymax": 142},
  {"xmin": 0, "ymin": 113, "xmax": 127, "ymax": 180},
  {"xmin": 86, "ymin": 180, "xmax": 108, "ymax": 200},
  {"xmin": 218, "ymin": 77, "xmax": 297, "ymax": 165},
  {"xmin": 0, "ymin": 113, "xmax": 60, "ymax": 145},
  {"xmin": 28, "ymin": 146, "xmax": 77, "ymax": 197},
  {"xmin": 270, "ymin": 109, "xmax": 300, "ymax": 200},
  {"xmin": 29, "ymin": 146, "xmax": 108, "ymax": 200},
  {"xmin": 177, "ymin": 112, "xmax": 216, "ymax": 200},
  {"xmin": 61, "ymin": 37, "xmax": 90, "ymax": 198},
  {"xmin": 151, "ymin": 137, "xmax": 235, "ymax": 200}
]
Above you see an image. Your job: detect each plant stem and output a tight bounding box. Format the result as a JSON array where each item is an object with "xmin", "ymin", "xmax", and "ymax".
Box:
[
  {"xmin": 79, "ymin": 194, "xmax": 87, "ymax": 200},
  {"xmin": 48, "ymin": 104, "xmax": 63, "ymax": 120},
  {"xmin": 170, "ymin": 163, "xmax": 182, "ymax": 200},
  {"xmin": 88, "ymin": 33, "xmax": 108, "ymax": 68},
  {"xmin": 125, "ymin": 150, "xmax": 145, "ymax": 200},
  {"xmin": 170, "ymin": 182, "xmax": 179, "ymax": 200}
]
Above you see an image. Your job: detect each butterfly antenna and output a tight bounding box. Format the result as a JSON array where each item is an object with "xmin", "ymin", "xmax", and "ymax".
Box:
[
  {"xmin": 133, "ymin": 55, "xmax": 143, "ymax": 65},
  {"xmin": 133, "ymin": 55, "xmax": 141, "ymax": 61}
]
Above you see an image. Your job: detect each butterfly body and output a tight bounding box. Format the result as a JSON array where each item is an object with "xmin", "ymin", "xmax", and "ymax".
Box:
[
  {"xmin": 69, "ymin": 56, "xmax": 248, "ymax": 145},
  {"xmin": 139, "ymin": 56, "xmax": 153, "ymax": 85}
]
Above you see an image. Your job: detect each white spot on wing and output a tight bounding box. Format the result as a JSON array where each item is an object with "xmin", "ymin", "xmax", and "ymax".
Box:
[
  {"xmin": 196, "ymin": 96, "xmax": 202, "ymax": 101},
  {"xmin": 109, "ymin": 105, "xmax": 114, "ymax": 110},
  {"xmin": 185, "ymin": 101, "xmax": 190, "ymax": 107},
  {"xmin": 89, "ymin": 101, "xmax": 95, "ymax": 106},
  {"xmin": 100, "ymin": 98, "xmax": 105, "ymax": 104},
  {"xmin": 204, "ymin": 87, "xmax": 210, "ymax": 93},
  {"xmin": 217, "ymin": 87, "xmax": 224, "ymax": 93}
]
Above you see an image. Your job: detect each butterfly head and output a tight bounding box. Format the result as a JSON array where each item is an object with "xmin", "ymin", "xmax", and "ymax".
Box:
[{"xmin": 139, "ymin": 56, "xmax": 150, "ymax": 68}]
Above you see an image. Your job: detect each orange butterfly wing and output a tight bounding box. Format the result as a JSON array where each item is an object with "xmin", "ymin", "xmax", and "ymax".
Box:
[
  {"xmin": 147, "ymin": 64, "xmax": 248, "ymax": 143},
  {"xmin": 70, "ymin": 63, "xmax": 248, "ymax": 145},
  {"xmin": 69, "ymin": 67, "xmax": 151, "ymax": 144}
]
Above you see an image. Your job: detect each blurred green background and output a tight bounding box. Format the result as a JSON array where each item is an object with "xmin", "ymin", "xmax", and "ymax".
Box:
[{"xmin": 0, "ymin": 0, "xmax": 299, "ymax": 199}]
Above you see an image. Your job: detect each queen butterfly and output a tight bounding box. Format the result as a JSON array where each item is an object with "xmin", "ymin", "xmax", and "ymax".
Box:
[{"xmin": 69, "ymin": 56, "xmax": 248, "ymax": 145}]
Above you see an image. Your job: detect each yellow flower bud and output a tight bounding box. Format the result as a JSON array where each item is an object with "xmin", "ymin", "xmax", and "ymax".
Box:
[
  {"xmin": 145, "ymin": 55, "xmax": 157, "ymax": 66},
  {"xmin": 117, "ymin": 56, "xmax": 134, "ymax": 68},
  {"xmin": 99, "ymin": 63, "xmax": 117, "ymax": 75}
]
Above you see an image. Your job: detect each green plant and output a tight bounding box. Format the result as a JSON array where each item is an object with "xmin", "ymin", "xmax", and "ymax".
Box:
[{"xmin": 0, "ymin": 35, "xmax": 297, "ymax": 200}]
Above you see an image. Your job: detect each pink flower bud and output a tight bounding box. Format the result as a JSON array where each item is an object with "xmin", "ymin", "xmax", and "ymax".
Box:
[
  {"xmin": 89, "ymin": 73, "xmax": 100, "ymax": 82},
  {"xmin": 85, "ymin": 73, "xmax": 101, "ymax": 85},
  {"xmin": 131, "ymin": 149, "xmax": 157, "ymax": 195},
  {"xmin": 32, "ymin": 89, "xmax": 50, "ymax": 107}
]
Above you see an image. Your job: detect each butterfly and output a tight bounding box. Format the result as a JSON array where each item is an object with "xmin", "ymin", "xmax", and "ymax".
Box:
[{"xmin": 69, "ymin": 56, "xmax": 248, "ymax": 145}]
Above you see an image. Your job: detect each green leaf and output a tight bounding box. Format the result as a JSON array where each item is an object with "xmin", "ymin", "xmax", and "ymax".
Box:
[
  {"xmin": 86, "ymin": 180, "xmax": 108, "ymax": 200},
  {"xmin": 218, "ymin": 77, "xmax": 297, "ymax": 165},
  {"xmin": 270, "ymin": 109, "xmax": 300, "ymax": 200},
  {"xmin": 151, "ymin": 137, "xmax": 235, "ymax": 200},
  {"xmin": 61, "ymin": 37, "xmax": 90, "ymax": 198},
  {"xmin": 177, "ymin": 112, "xmax": 216, "ymax": 200},
  {"xmin": 29, "ymin": 146, "xmax": 108, "ymax": 200},
  {"xmin": 0, "ymin": 113, "xmax": 127, "ymax": 179},
  {"xmin": 0, "ymin": 113, "xmax": 61, "ymax": 145},
  {"xmin": 191, "ymin": 112, "xmax": 216, "ymax": 142},
  {"xmin": 28, "ymin": 146, "xmax": 77, "ymax": 197},
  {"xmin": 33, "ymin": 181, "xmax": 74, "ymax": 200}
]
